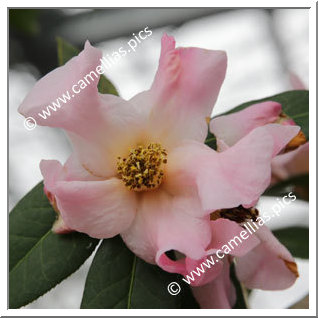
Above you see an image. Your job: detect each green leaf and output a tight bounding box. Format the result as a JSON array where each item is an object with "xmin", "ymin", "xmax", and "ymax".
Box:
[
  {"xmin": 81, "ymin": 236, "xmax": 199, "ymax": 309},
  {"xmin": 204, "ymin": 129, "xmax": 217, "ymax": 150},
  {"xmin": 217, "ymin": 90, "xmax": 309, "ymax": 139},
  {"xmin": 9, "ymin": 182, "xmax": 99, "ymax": 308},
  {"xmin": 264, "ymin": 174, "xmax": 309, "ymax": 200},
  {"xmin": 56, "ymin": 37, "xmax": 119, "ymax": 95},
  {"xmin": 273, "ymin": 227, "xmax": 309, "ymax": 259}
]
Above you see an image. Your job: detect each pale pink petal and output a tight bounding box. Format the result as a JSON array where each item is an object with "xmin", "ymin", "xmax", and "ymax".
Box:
[
  {"xmin": 66, "ymin": 94, "xmax": 147, "ymax": 178},
  {"xmin": 271, "ymin": 142, "xmax": 309, "ymax": 181},
  {"xmin": 289, "ymin": 71, "xmax": 307, "ymax": 90},
  {"xmin": 207, "ymin": 219, "xmax": 260, "ymax": 257},
  {"xmin": 145, "ymin": 33, "xmax": 227, "ymax": 148},
  {"xmin": 191, "ymin": 257, "xmax": 236, "ymax": 309},
  {"xmin": 53, "ymin": 178, "xmax": 137, "ymax": 239},
  {"xmin": 19, "ymin": 41, "xmax": 103, "ymax": 136},
  {"xmin": 40, "ymin": 160, "xmax": 65, "ymax": 192},
  {"xmin": 167, "ymin": 124, "xmax": 300, "ymax": 212},
  {"xmin": 210, "ymin": 101, "xmax": 282, "ymax": 149},
  {"xmin": 40, "ymin": 160, "xmax": 73, "ymax": 233},
  {"xmin": 235, "ymin": 225, "xmax": 299, "ymax": 290},
  {"xmin": 183, "ymin": 257, "xmax": 224, "ymax": 287},
  {"xmin": 175, "ymin": 219, "xmax": 260, "ymax": 287},
  {"xmin": 121, "ymin": 189, "xmax": 211, "ymax": 265},
  {"xmin": 62, "ymin": 154, "xmax": 103, "ymax": 181},
  {"xmin": 20, "ymin": 42, "xmax": 147, "ymax": 179}
]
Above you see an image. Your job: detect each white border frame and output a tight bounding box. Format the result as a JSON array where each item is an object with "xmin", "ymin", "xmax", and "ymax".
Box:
[{"xmin": 3, "ymin": 0, "xmax": 316, "ymax": 316}]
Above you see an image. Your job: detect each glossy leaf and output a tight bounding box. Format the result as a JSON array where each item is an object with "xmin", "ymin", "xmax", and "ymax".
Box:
[
  {"xmin": 273, "ymin": 227, "xmax": 309, "ymax": 259},
  {"xmin": 81, "ymin": 236, "xmax": 199, "ymax": 309},
  {"xmin": 217, "ymin": 90, "xmax": 309, "ymax": 139},
  {"xmin": 9, "ymin": 182, "xmax": 99, "ymax": 308}
]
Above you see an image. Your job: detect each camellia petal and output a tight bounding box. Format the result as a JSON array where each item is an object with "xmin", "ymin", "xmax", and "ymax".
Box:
[
  {"xmin": 146, "ymin": 33, "xmax": 227, "ymax": 148},
  {"xmin": 121, "ymin": 189, "xmax": 211, "ymax": 265},
  {"xmin": 191, "ymin": 257, "xmax": 236, "ymax": 309},
  {"xmin": 207, "ymin": 219, "xmax": 260, "ymax": 257},
  {"xmin": 235, "ymin": 225, "xmax": 299, "ymax": 290},
  {"xmin": 167, "ymin": 124, "xmax": 299, "ymax": 212},
  {"xmin": 271, "ymin": 142, "xmax": 309, "ymax": 181},
  {"xmin": 18, "ymin": 35, "xmax": 304, "ymax": 308},
  {"xmin": 210, "ymin": 101, "xmax": 282, "ymax": 150},
  {"xmin": 19, "ymin": 41, "xmax": 103, "ymax": 137},
  {"xmin": 53, "ymin": 178, "xmax": 137, "ymax": 239}
]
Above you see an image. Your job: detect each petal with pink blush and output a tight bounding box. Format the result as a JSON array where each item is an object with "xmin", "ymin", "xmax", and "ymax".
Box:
[
  {"xmin": 210, "ymin": 101, "xmax": 282, "ymax": 149},
  {"xmin": 167, "ymin": 124, "xmax": 299, "ymax": 212},
  {"xmin": 40, "ymin": 160, "xmax": 74, "ymax": 233},
  {"xmin": 146, "ymin": 34, "xmax": 227, "ymax": 148},
  {"xmin": 121, "ymin": 189, "xmax": 211, "ymax": 266},
  {"xmin": 66, "ymin": 94, "xmax": 148, "ymax": 178},
  {"xmin": 207, "ymin": 219, "xmax": 260, "ymax": 257},
  {"xmin": 40, "ymin": 160, "xmax": 65, "ymax": 192},
  {"xmin": 191, "ymin": 257, "xmax": 236, "ymax": 309},
  {"xmin": 271, "ymin": 142, "xmax": 309, "ymax": 181},
  {"xmin": 235, "ymin": 225, "xmax": 298, "ymax": 290},
  {"xmin": 19, "ymin": 41, "xmax": 104, "ymax": 136},
  {"xmin": 157, "ymin": 249, "xmax": 223, "ymax": 287},
  {"xmin": 183, "ymin": 257, "xmax": 224, "ymax": 287},
  {"xmin": 53, "ymin": 178, "xmax": 137, "ymax": 239}
]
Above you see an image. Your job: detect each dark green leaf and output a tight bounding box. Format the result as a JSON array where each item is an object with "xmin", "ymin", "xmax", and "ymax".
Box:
[
  {"xmin": 231, "ymin": 263, "xmax": 248, "ymax": 309},
  {"xmin": 216, "ymin": 90, "xmax": 309, "ymax": 139},
  {"xmin": 56, "ymin": 37, "xmax": 118, "ymax": 95},
  {"xmin": 273, "ymin": 227, "xmax": 309, "ymax": 259},
  {"xmin": 204, "ymin": 129, "xmax": 217, "ymax": 150},
  {"xmin": 81, "ymin": 236, "xmax": 198, "ymax": 309},
  {"xmin": 9, "ymin": 182, "xmax": 99, "ymax": 308}
]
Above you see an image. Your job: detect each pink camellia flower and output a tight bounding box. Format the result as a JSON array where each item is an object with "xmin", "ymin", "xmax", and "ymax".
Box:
[
  {"xmin": 210, "ymin": 101, "xmax": 307, "ymax": 153},
  {"xmin": 209, "ymin": 101, "xmax": 308, "ymax": 182},
  {"xmin": 160, "ymin": 213, "xmax": 299, "ymax": 308},
  {"xmin": 271, "ymin": 142, "xmax": 309, "ymax": 183},
  {"xmin": 18, "ymin": 34, "xmax": 299, "ymax": 276}
]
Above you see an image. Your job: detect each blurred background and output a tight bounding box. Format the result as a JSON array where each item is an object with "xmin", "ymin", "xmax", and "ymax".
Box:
[{"xmin": 9, "ymin": 8, "xmax": 309, "ymax": 309}]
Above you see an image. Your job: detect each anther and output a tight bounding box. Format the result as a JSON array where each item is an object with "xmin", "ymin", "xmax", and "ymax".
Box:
[{"xmin": 117, "ymin": 142, "xmax": 168, "ymax": 191}]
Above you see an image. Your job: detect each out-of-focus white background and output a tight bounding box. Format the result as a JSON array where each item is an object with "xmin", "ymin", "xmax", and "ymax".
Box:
[{"xmin": 9, "ymin": 8, "xmax": 309, "ymax": 309}]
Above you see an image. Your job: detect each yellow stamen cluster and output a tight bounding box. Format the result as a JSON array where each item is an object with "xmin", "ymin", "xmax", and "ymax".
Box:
[{"xmin": 117, "ymin": 143, "xmax": 167, "ymax": 191}]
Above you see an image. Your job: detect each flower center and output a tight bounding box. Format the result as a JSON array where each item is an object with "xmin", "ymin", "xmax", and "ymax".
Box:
[{"xmin": 117, "ymin": 142, "xmax": 167, "ymax": 191}]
